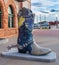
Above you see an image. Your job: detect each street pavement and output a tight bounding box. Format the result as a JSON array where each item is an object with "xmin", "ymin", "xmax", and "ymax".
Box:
[{"xmin": 0, "ymin": 29, "xmax": 59, "ymax": 65}]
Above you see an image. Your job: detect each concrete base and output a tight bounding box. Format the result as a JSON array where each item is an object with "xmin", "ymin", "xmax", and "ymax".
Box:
[
  {"xmin": 1, "ymin": 48, "xmax": 56, "ymax": 62},
  {"xmin": 0, "ymin": 39, "xmax": 8, "ymax": 44}
]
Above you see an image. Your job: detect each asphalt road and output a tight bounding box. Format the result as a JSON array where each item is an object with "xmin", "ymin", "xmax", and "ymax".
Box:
[{"xmin": 0, "ymin": 29, "xmax": 59, "ymax": 65}]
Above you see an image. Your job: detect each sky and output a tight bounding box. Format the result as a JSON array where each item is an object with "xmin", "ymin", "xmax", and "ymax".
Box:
[
  {"xmin": 31, "ymin": 0, "xmax": 59, "ymax": 23},
  {"xmin": 31, "ymin": 0, "xmax": 59, "ymax": 12}
]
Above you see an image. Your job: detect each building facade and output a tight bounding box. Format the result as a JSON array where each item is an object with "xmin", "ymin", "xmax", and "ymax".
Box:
[{"xmin": 0, "ymin": 0, "xmax": 31, "ymax": 38}]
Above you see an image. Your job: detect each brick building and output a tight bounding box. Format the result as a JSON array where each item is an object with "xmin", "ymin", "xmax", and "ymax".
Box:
[{"xmin": 0, "ymin": 0, "xmax": 31, "ymax": 38}]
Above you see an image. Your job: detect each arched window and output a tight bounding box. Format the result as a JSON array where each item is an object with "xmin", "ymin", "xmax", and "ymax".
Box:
[
  {"xmin": 0, "ymin": 8, "xmax": 2, "ymax": 28},
  {"xmin": 8, "ymin": 6, "xmax": 14, "ymax": 28}
]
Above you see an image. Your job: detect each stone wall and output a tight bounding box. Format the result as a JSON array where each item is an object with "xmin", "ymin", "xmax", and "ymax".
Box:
[
  {"xmin": 0, "ymin": 0, "xmax": 18, "ymax": 38},
  {"xmin": 0, "ymin": 0, "xmax": 31, "ymax": 38}
]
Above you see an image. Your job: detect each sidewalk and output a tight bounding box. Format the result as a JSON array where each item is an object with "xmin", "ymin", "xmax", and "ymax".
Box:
[{"xmin": 0, "ymin": 30, "xmax": 59, "ymax": 65}]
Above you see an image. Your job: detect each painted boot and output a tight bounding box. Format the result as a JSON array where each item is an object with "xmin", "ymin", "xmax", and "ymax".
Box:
[
  {"xmin": 18, "ymin": 7, "xmax": 51, "ymax": 56},
  {"xmin": 18, "ymin": 40, "xmax": 51, "ymax": 55},
  {"xmin": 30, "ymin": 42, "xmax": 51, "ymax": 55}
]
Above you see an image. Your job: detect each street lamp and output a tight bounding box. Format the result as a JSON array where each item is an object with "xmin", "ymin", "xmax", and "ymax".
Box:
[
  {"xmin": 55, "ymin": 14, "xmax": 58, "ymax": 28},
  {"xmin": 55, "ymin": 14, "xmax": 58, "ymax": 21}
]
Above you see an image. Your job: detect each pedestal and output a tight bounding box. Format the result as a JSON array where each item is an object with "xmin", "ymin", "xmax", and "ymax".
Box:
[{"xmin": 1, "ymin": 48, "xmax": 56, "ymax": 62}]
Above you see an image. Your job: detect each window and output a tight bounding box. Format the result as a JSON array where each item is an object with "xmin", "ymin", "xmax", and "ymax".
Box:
[
  {"xmin": 0, "ymin": 8, "xmax": 2, "ymax": 28},
  {"xmin": 8, "ymin": 6, "xmax": 14, "ymax": 28}
]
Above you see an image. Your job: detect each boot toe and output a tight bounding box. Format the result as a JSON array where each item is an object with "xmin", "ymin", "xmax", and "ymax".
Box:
[
  {"xmin": 39, "ymin": 48, "xmax": 51, "ymax": 55},
  {"xmin": 31, "ymin": 47, "xmax": 52, "ymax": 56}
]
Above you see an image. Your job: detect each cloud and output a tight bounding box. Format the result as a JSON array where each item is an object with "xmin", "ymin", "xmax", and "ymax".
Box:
[
  {"xmin": 32, "ymin": 2, "xmax": 42, "ymax": 7},
  {"xmin": 37, "ymin": 0, "xmax": 56, "ymax": 7},
  {"xmin": 49, "ymin": 0, "xmax": 59, "ymax": 2},
  {"xmin": 31, "ymin": 0, "xmax": 59, "ymax": 12},
  {"xmin": 31, "ymin": 0, "xmax": 39, "ymax": 3},
  {"xmin": 46, "ymin": 4, "xmax": 59, "ymax": 10}
]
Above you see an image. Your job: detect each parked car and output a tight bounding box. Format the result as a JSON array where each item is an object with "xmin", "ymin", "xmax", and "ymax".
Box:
[
  {"xmin": 40, "ymin": 23, "xmax": 49, "ymax": 29},
  {"xmin": 33, "ymin": 24, "xmax": 40, "ymax": 29}
]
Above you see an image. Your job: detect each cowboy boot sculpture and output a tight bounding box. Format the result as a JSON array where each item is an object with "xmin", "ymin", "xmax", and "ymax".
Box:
[{"xmin": 17, "ymin": 7, "xmax": 51, "ymax": 55}]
